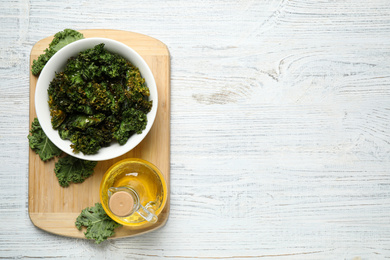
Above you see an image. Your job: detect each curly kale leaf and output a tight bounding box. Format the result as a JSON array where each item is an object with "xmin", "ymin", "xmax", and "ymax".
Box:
[
  {"xmin": 31, "ymin": 29, "xmax": 84, "ymax": 76},
  {"xmin": 54, "ymin": 155, "xmax": 97, "ymax": 187},
  {"xmin": 75, "ymin": 203, "xmax": 121, "ymax": 244},
  {"xmin": 28, "ymin": 118, "xmax": 62, "ymax": 161}
]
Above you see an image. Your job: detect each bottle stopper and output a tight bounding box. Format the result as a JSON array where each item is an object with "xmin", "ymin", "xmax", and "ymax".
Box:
[{"xmin": 109, "ymin": 190, "xmax": 134, "ymax": 217}]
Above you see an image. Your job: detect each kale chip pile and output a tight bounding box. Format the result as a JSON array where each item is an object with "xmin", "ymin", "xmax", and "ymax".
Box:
[{"xmin": 48, "ymin": 43, "xmax": 152, "ymax": 155}]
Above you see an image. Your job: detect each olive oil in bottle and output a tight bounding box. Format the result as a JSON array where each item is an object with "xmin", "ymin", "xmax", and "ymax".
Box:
[{"xmin": 100, "ymin": 159, "xmax": 167, "ymax": 226}]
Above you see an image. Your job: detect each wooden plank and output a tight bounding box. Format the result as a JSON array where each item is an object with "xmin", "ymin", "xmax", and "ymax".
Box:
[{"xmin": 28, "ymin": 29, "xmax": 170, "ymax": 239}]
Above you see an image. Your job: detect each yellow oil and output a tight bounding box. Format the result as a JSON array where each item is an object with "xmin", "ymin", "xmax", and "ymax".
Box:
[{"xmin": 100, "ymin": 159, "xmax": 166, "ymax": 225}]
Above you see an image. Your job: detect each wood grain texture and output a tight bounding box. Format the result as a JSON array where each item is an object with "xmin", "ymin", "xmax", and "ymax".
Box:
[
  {"xmin": 1, "ymin": 0, "xmax": 390, "ymax": 259},
  {"xmin": 28, "ymin": 29, "xmax": 171, "ymax": 239}
]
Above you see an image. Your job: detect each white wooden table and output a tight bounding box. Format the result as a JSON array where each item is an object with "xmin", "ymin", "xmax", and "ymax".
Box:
[{"xmin": 1, "ymin": 0, "xmax": 389, "ymax": 259}]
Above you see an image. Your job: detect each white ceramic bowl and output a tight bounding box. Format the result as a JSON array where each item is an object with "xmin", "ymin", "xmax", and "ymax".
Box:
[{"xmin": 35, "ymin": 38, "xmax": 158, "ymax": 161}]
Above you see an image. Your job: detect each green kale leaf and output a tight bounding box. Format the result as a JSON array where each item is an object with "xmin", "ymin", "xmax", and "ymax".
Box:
[
  {"xmin": 31, "ymin": 29, "xmax": 84, "ymax": 76},
  {"xmin": 54, "ymin": 155, "xmax": 97, "ymax": 187},
  {"xmin": 75, "ymin": 203, "xmax": 121, "ymax": 244},
  {"xmin": 28, "ymin": 118, "xmax": 62, "ymax": 161}
]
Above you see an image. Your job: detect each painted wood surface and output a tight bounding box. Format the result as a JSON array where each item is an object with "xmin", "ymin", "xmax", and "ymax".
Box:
[{"xmin": 1, "ymin": 0, "xmax": 390, "ymax": 259}]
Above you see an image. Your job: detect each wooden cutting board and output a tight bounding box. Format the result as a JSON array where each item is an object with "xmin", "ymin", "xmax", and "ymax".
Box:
[{"xmin": 28, "ymin": 29, "xmax": 170, "ymax": 240}]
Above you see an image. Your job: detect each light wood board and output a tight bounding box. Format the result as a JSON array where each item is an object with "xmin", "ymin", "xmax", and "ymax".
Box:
[{"xmin": 28, "ymin": 29, "xmax": 170, "ymax": 240}]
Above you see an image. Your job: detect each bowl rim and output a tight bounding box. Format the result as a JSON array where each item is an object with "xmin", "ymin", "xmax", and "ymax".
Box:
[{"xmin": 35, "ymin": 37, "xmax": 158, "ymax": 161}]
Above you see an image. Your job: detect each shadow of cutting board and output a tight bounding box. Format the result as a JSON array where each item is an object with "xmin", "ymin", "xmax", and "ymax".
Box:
[{"xmin": 28, "ymin": 29, "xmax": 170, "ymax": 240}]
